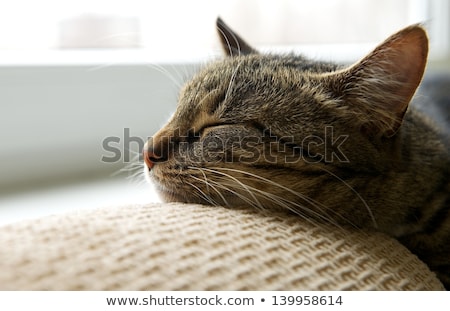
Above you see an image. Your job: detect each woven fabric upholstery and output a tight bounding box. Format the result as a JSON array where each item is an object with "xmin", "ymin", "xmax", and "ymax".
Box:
[{"xmin": 0, "ymin": 203, "xmax": 444, "ymax": 290}]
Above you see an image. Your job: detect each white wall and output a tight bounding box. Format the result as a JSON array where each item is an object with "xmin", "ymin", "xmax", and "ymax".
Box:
[{"xmin": 0, "ymin": 63, "xmax": 198, "ymax": 193}]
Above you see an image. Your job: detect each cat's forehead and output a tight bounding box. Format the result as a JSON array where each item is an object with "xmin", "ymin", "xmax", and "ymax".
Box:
[
  {"xmin": 185, "ymin": 54, "xmax": 337, "ymax": 92},
  {"xmin": 170, "ymin": 54, "xmax": 339, "ymax": 131}
]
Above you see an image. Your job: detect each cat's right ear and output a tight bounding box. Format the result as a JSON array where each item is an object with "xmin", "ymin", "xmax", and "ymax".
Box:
[
  {"xmin": 327, "ymin": 25, "xmax": 428, "ymax": 138},
  {"xmin": 216, "ymin": 17, "xmax": 258, "ymax": 57}
]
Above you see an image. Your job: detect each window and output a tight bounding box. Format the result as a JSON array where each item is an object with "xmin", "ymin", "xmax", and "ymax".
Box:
[{"xmin": 0, "ymin": 0, "xmax": 448, "ymax": 64}]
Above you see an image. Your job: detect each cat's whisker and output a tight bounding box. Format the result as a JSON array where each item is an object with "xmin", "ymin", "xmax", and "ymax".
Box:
[
  {"xmin": 110, "ymin": 165, "xmax": 138, "ymax": 178},
  {"xmin": 195, "ymin": 174, "xmax": 264, "ymax": 209},
  {"xmin": 125, "ymin": 163, "xmax": 145, "ymax": 170},
  {"xmin": 243, "ymin": 185, "xmax": 330, "ymax": 229},
  {"xmin": 113, "ymin": 156, "xmax": 142, "ymax": 170},
  {"xmin": 189, "ymin": 166, "xmax": 258, "ymax": 208},
  {"xmin": 195, "ymin": 169, "xmax": 339, "ymax": 230},
  {"xmin": 129, "ymin": 175, "xmax": 149, "ymax": 188},
  {"xmin": 212, "ymin": 182, "xmax": 263, "ymax": 209},
  {"xmin": 189, "ymin": 175, "xmax": 230, "ymax": 206},
  {"xmin": 167, "ymin": 63, "xmax": 198, "ymax": 89},
  {"xmin": 167, "ymin": 64, "xmax": 186, "ymax": 87},
  {"xmin": 214, "ymin": 167, "xmax": 358, "ymax": 228},
  {"xmin": 126, "ymin": 168, "xmax": 147, "ymax": 181},
  {"xmin": 127, "ymin": 149, "xmax": 142, "ymax": 156},
  {"xmin": 186, "ymin": 181, "xmax": 221, "ymax": 207},
  {"xmin": 196, "ymin": 167, "xmax": 212, "ymax": 193},
  {"xmin": 145, "ymin": 63, "xmax": 184, "ymax": 90},
  {"xmin": 217, "ymin": 26, "xmax": 240, "ymax": 57},
  {"xmin": 126, "ymin": 166, "xmax": 148, "ymax": 182},
  {"xmin": 214, "ymin": 175, "xmax": 342, "ymax": 229},
  {"xmin": 208, "ymin": 166, "xmax": 360, "ymax": 229},
  {"xmin": 318, "ymin": 167, "xmax": 378, "ymax": 229},
  {"xmin": 197, "ymin": 167, "xmax": 265, "ymax": 210},
  {"xmin": 108, "ymin": 163, "xmax": 148, "ymax": 189},
  {"xmin": 199, "ymin": 166, "xmax": 330, "ymax": 223},
  {"xmin": 194, "ymin": 166, "xmax": 233, "ymax": 206},
  {"xmin": 224, "ymin": 61, "xmax": 241, "ymax": 102}
]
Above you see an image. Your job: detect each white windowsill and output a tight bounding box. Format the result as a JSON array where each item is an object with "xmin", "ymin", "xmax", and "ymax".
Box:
[
  {"xmin": 0, "ymin": 43, "xmax": 382, "ymax": 67},
  {"xmin": 0, "ymin": 177, "xmax": 160, "ymax": 227}
]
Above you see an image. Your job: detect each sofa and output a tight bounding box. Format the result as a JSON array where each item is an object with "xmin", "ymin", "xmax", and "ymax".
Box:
[{"xmin": 0, "ymin": 202, "xmax": 444, "ymax": 290}]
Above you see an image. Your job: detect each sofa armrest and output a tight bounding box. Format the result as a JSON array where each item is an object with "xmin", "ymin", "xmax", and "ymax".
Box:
[{"xmin": 0, "ymin": 203, "xmax": 444, "ymax": 290}]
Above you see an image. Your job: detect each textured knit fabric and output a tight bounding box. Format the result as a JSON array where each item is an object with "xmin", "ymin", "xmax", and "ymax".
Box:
[{"xmin": 0, "ymin": 203, "xmax": 444, "ymax": 290}]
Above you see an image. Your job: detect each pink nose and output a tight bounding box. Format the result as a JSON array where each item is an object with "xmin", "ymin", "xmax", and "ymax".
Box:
[
  {"xmin": 143, "ymin": 149, "xmax": 155, "ymax": 170},
  {"xmin": 143, "ymin": 135, "xmax": 169, "ymax": 170},
  {"xmin": 143, "ymin": 145, "xmax": 167, "ymax": 170}
]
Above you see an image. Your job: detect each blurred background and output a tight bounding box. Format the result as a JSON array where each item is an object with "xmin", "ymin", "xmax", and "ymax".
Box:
[{"xmin": 1, "ymin": 0, "xmax": 449, "ymax": 225}]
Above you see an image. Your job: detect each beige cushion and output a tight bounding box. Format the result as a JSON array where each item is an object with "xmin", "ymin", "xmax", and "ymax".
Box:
[{"xmin": 0, "ymin": 203, "xmax": 444, "ymax": 290}]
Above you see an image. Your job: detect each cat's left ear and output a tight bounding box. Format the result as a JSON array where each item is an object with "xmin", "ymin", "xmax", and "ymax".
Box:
[
  {"xmin": 216, "ymin": 17, "xmax": 258, "ymax": 57},
  {"xmin": 329, "ymin": 25, "xmax": 428, "ymax": 137}
]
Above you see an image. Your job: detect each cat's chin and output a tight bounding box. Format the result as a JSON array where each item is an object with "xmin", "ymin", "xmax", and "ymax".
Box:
[
  {"xmin": 153, "ymin": 183, "xmax": 245, "ymax": 207},
  {"xmin": 153, "ymin": 184, "xmax": 208, "ymax": 205}
]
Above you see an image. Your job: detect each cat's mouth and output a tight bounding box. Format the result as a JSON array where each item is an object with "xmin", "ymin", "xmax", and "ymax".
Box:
[
  {"xmin": 144, "ymin": 163, "xmax": 197, "ymax": 203},
  {"xmin": 146, "ymin": 162, "xmax": 250, "ymax": 206}
]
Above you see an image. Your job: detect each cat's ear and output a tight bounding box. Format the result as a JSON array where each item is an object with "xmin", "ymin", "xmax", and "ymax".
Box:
[
  {"xmin": 330, "ymin": 25, "xmax": 428, "ymax": 137},
  {"xmin": 216, "ymin": 17, "xmax": 258, "ymax": 57}
]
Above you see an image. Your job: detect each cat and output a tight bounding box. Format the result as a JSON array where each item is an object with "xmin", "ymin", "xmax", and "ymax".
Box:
[{"xmin": 143, "ymin": 18, "xmax": 450, "ymax": 289}]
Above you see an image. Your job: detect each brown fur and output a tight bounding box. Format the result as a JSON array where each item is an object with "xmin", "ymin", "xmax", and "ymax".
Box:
[{"xmin": 144, "ymin": 19, "xmax": 450, "ymax": 288}]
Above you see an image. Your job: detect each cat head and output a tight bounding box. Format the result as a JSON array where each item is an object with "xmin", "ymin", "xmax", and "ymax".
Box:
[{"xmin": 143, "ymin": 18, "xmax": 428, "ymax": 219}]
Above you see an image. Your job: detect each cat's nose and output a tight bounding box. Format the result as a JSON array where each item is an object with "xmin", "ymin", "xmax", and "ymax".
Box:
[
  {"xmin": 143, "ymin": 147, "xmax": 164, "ymax": 170},
  {"xmin": 143, "ymin": 139, "xmax": 167, "ymax": 170},
  {"xmin": 143, "ymin": 148, "xmax": 155, "ymax": 170}
]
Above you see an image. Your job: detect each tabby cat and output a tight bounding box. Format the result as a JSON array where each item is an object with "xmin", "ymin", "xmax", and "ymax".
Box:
[{"xmin": 143, "ymin": 18, "xmax": 450, "ymax": 288}]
